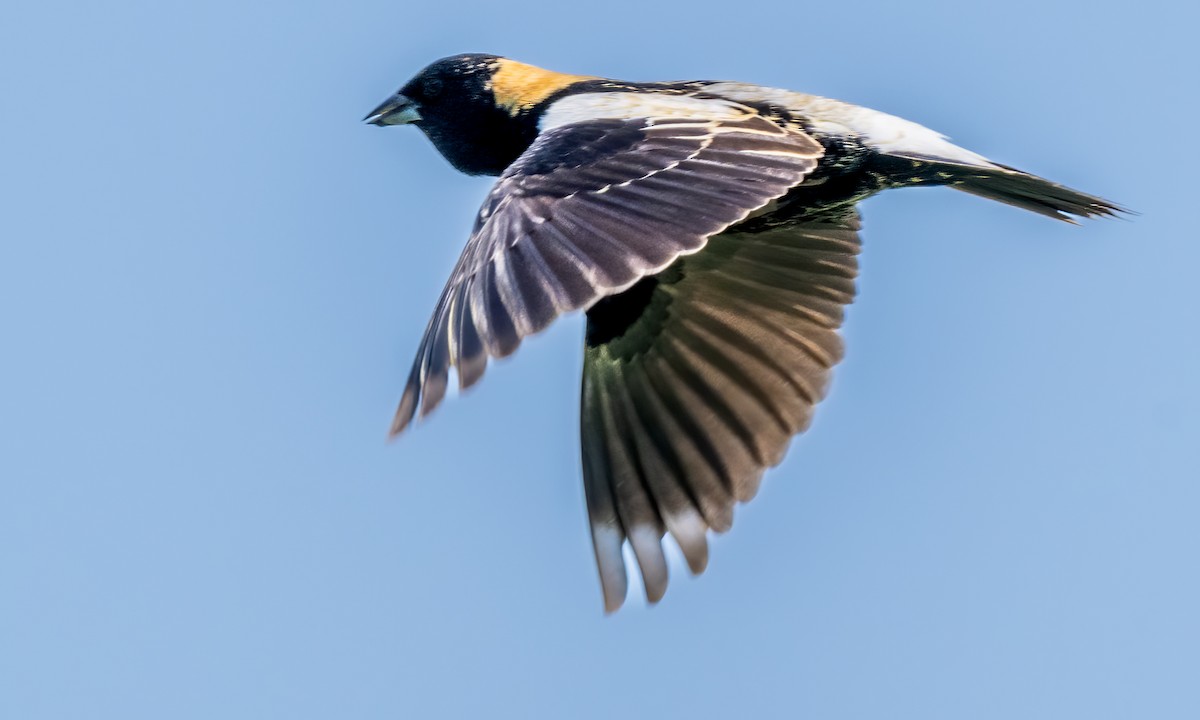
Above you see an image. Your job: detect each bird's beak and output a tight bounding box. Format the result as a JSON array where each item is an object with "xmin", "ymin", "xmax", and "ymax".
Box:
[{"xmin": 363, "ymin": 93, "xmax": 422, "ymax": 126}]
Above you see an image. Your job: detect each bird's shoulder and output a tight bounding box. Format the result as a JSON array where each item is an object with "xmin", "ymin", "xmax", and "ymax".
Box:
[{"xmin": 535, "ymin": 80, "xmax": 761, "ymax": 130}]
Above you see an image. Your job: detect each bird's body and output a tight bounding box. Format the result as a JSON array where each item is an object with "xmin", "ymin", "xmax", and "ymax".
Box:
[{"xmin": 365, "ymin": 54, "xmax": 1120, "ymax": 612}]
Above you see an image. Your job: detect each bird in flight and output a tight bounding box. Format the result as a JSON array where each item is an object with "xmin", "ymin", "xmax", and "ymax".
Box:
[{"xmin": 365, "ymin": 53, "xmax": 1121, "ymax": 612}]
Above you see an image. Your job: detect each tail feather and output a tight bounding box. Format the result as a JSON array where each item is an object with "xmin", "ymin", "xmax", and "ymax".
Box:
[
  {"xmin": 896, "ymin": 154, "xmax": 1127, "ymax": 223},
  {"xmin": 952, "ymin": 163, "xmax": 1126, "ymax": 223}
]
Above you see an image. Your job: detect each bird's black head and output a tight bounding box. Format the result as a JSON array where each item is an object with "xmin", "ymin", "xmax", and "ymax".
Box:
[{"xmin": 364, "ymin": 53, "xmax": 597, "ymax": 176}]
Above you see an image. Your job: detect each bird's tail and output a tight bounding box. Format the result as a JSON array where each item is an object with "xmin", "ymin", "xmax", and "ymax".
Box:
[{"xmin": 894, "ymin": 154, "xmax": 1126, "ymax": 222}]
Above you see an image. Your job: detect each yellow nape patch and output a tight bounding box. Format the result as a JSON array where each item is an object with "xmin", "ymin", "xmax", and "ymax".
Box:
[{"xmin": 490, "ymin": 59, "xmax": 597, "ymax": 115}]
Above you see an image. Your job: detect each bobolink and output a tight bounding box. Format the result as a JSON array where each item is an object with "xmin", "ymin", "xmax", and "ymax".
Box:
[{"xmin": 365, "ymin": 53, "xmax": 1121, "ymax": 612}]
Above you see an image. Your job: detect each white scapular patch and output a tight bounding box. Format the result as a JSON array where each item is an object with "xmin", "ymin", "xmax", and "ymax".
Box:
[
  {"xmin": 540, "ymin": 92, "xmax": 751, "ymax": 131},
  {"xmin": 702, "ymin": 82, "xmax": 996, "ymax": 167}
]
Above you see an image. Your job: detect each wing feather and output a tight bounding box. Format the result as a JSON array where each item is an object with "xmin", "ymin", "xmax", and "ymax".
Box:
[
  {"xmin": 580, "ymin": 214, "xmax": 862, "ymax": 610},
  {"xmin": 392, "ymin": 110, "xmax": 822, "ymax": 435}
]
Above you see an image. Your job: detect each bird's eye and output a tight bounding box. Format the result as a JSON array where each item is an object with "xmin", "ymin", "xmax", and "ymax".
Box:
[{"xmin": 423, "ymin": 77, "xmax": 443, "ymax": 96}]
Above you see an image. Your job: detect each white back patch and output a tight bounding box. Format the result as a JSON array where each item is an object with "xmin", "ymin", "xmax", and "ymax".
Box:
[
  {"xmin": 540, "ymin": 92, "xmax": 751, "ymax": 131},
  {"xmin": 702, "ymin": 81, "xmax": 995, "ymax": 167}
]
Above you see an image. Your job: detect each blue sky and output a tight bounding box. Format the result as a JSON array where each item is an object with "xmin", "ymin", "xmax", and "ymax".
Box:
[{"xmin": 2, "ymin": 1, "xmax": 1197, "ymax": 718}]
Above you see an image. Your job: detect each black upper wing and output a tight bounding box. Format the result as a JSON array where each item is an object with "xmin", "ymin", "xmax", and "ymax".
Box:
[
  {"xmin": 392, "ymin": 111, "xmax": 823, "ymax": 434},
  {"xmin": 580, "ymin": 214, "xmax": 862, "ymax": 612}
]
